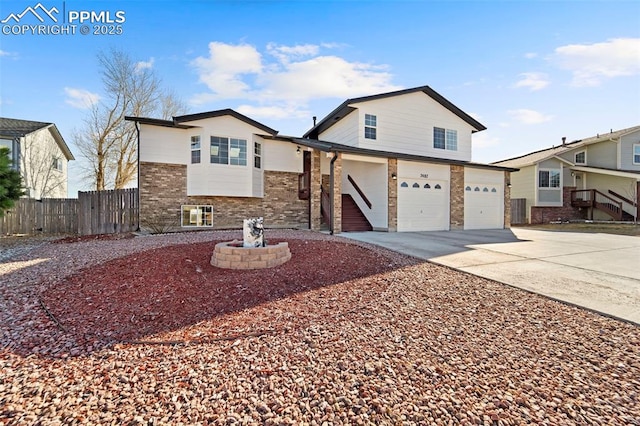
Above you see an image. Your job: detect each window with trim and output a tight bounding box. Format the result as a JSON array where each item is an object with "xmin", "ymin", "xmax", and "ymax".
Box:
[
  {"xmin": 538, "ymin": 170, "xmax": 561, "ymax": 188},
  {"xmin": 575, "ymin": 151, "xmax": 586, "ymax": 164},
  {"xmin": 191, "ymin": 136, "xmax": 201, "ymax": 164},
  {"xmin": 634, "ymin": 144, "xmax": 640, "ymax": 165},
  {"xmin": 52, "ymin": 157, "xmax": 62, "ymax": 171},
  {"xmin": 254, "ymin": 142, "xmax": 262, "ymax": 169},
  {"xmin": 434, "ymin": 127, "xmax": 457, "ymax": 150},
  {"xmin": 181, "ymin": 205, "xmax": 213, "ymax": 227},
  {"xmin": 210, "ymin": 136, "xmax": 247, "ymax": 166},
  {"xmin": 364, "ymin": 114, "xmax": 377, "ymax": 140}
]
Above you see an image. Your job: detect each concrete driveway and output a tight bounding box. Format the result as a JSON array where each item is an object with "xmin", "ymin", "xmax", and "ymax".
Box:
[{"xmin": 341, "ymin": 228, "xmax": 640, "ymax": 324}]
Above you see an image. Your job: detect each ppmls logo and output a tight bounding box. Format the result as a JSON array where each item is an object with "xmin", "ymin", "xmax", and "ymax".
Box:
[
  {"xmin": 1, "ymin": 2, "xmax": 59, "ymax": 23},
  {"xmin": 2, "ymin": 2, "xmax": 126, "ymax": 36}
]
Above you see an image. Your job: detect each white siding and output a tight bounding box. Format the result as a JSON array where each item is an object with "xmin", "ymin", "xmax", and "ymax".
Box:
[
  {"xmin": 139, "ymin": 125, "xmax": 188, "ymax": 164},
  {"xmin": 20, "ymin": 127, "xmax": 69, "ymax": 198},
  {"xmin": 263, "ymin": 139, "xmax": 303, "ymax": 173},
  {"xmin": 337, "ymin": 92, "xmax": 475, "ymax": 161},
  {"xmin": 318, "ymin": 110, "xmax": 359, "ymax": 147},
  {"xmin": 341, "ymin": 157, "xmax": 388, "ymax": 229},
  {"xmin": 620, "ymin": 129, "xmax": 640, "ymax": 170},
  {"xmin": 509, "ymin": 166, "xmax": 536, "ymax": 223}
]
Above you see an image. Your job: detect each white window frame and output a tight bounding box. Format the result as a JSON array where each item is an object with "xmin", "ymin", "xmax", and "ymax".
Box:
[
  {"xmin": 364, "ymin": 114, "xmax": 377, "ymax": 140},
  {"xmin": 633, "ymin": 143, "xmax": 640, "ymax": 165},
  {"xmin": 210, "ymin": 136, "xmax": 247, "ymax": 166},
  {"xmin": 433, "ymin": 127, "xmax": 457, "ymax": 151},
  {"xmin": 574, "ymin": 150, "xmax": 586, "ymax": 165},
  {"xmin": 538, "ymin": 169, "xmax": 561, "ymax": 189},
  {"xmin": 181, "ymin": 205, "xmax": 213, "ymax": 227},
  {"xmin": 52, "ymin": 157, "xmax": 63, "ymax": 171},
  {"xmin": 190, "ymin": 136, "xmax": 201, "ymax": 164},
  {"xmin": 254, "ymin": 142, "xmax": 262, "ymax": 169}
]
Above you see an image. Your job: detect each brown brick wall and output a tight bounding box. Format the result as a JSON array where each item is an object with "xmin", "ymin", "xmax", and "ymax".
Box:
[
  {"xmin": 388, "ymin": 159, "xmax": 397, "ymax": 232},
  {"xmin": 332, "ymin": 153, "xmax": 342, "ymax": 234},
  {"xmin": 530, "ymin": 186, "xmax": 587, "ymax": 224},
  {"xmin": 450, "ymin": 165, "xmax": 464, "ymax": 230},
  {"xmin": 139, "ymin": 161, "xmax": 309, "ymax": 230},
  {"xmin": 504, "ymin": 171, "xmax": 511, "ymax": 229}
]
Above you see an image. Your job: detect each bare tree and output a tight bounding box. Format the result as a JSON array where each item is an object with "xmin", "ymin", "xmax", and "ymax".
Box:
[{"xmin": 74, "ymin": 49, "xmax": 187, "ymax": 190}]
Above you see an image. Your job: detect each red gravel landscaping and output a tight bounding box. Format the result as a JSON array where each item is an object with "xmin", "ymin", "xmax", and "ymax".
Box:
[{"xmin": 1, "ymin": 230, "xmax": 639, "ymax": 425}]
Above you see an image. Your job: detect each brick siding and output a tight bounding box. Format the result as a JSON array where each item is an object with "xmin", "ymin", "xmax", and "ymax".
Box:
[
  {"xmin": 139, "ymin": 161, "xmax": 309, "ymax": 231},
  {"xmin": 530, "ymin": 186, "xmax": 587, "ymax": 224},
  {"xmin": 450, "ymin": 165, "xmax": 464, "ymax": 230}
]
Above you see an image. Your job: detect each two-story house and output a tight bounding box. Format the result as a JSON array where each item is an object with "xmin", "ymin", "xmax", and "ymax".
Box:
[
  {"xmin": 0, "ymin": 118, "xmax": 75, "ymax": 198},
  {"xmin": 127, "ymin": 85, "xmax": 516, "ymax": 233},
  {"xmin": 493, "ymin": 125, "xmax": 640, "ymax": 224}
]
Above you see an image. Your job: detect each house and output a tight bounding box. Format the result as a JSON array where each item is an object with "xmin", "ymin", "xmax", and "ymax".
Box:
[
  {"xmin": 0, "ymin": 118, "xmax": 75, "ymax": 198},
  {"xmin": 493, "ymin": 126, "xmax": 640, "ymax": 224},
  {"xmin": 126, "ymin": 85, "xmax": 516, "ymax": 233}
]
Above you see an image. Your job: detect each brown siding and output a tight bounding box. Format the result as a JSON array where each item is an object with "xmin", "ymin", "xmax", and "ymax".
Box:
[
  {"xmin": 504, "ymin": 171, "xmax": 511, "ymax": 228},
  {"xmin": 139, "ymin": 161, "xmax": 309, "ymax": 230}
]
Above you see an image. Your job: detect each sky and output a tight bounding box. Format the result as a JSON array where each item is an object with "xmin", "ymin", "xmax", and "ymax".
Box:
[{"xmin": 1, "ymin": 0, "xmax": 639, "ymax": 197}]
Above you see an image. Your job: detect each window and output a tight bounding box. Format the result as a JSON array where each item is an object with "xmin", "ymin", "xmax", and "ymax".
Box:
[
  {"xmin": 434, "ymin": 127, "xmax": 458, "ymax": 151},
  {"xmin": 364, "ymin": 114, "xmax": 377, "ymax": 140},
  {"xmin": 254, "ymin": 142, "xmax": 262, "ymax": 168},
  {"xmin": 52, "ymin": 157, "xmax": 62, "ymax": 171},
  {"xmin": 181, "ymin": 205, "xmax": 213, "ymax": 227},
  {"xmin": 191, "ymin": 136, "xmax": 201, "ymax": 164},
  {"xmin": 634, "ymin": 144, "xmax": 640, "ymax": 165},
  {"xmin": 539, "ymin": 170, "xmax": 560, "ymax": 188},
  {"xmin": 229, "ymin": 138, "xmax": 247, "ymax": 166},
  {"xmin": 210, "ymin": 136, "xmax": 247, "ymax": 165},
  {"xmin": 575, "ymin": 151, "xmax": 586, "ymax": 164}
]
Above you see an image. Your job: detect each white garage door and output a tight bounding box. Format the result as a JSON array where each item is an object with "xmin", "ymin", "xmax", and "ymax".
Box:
[
  {"xmin": 397, "ymin": 178, "xmax": 449, "ymax": 232},
  {"xmin": 464, "ymin": 183, "xmax": 503, "ymax": 229}
]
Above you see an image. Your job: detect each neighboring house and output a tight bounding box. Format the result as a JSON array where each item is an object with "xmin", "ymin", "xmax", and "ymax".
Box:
[
  {"xmin": 0, "ymin": 118, "xmax": 75, "ymax": 198},
  {"xmin": 126, "ymin": 85, "xmax": 516, "ymax": 233},
  {"xmin": 494, "ymin": 126, "xmax": 640, "ymax": 224}
]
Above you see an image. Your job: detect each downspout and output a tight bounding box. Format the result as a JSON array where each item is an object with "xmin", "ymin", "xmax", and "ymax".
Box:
[
  {"xmin": 134, "ymin": 120, "xmax": 141, "ymax": 232},
  {"xmin": 329, "ymin": 151, "xmax": 338, "ymax": 235}
]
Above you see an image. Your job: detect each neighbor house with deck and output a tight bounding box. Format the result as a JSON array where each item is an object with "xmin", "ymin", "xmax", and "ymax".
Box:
[
  {"xmin": 493, "ymin": 125, "xmax": 640, "ymax": 224},
  {"xmin": 126, "ymin": 85, "xmax": 516, "ymax": 233}
]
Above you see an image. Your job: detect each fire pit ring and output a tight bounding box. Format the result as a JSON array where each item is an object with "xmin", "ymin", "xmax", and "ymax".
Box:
[{"xmin": 211, "ymin": 240, "xmax": 291, "ymax": 270}]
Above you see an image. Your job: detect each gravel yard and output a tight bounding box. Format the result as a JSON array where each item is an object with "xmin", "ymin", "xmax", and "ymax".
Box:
[{"xmin": 1, "ymin": 230, "xmax": 639, "ymax": 425}]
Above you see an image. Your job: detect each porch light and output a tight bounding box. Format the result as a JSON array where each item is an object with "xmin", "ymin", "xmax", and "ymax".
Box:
[
  {"xmin": 391, "ymin": 173, "xmax": 397, "ymax": 180},
  {"xmin": 296, "ymin": 146, "xmax": 301, "ymax": 155}
]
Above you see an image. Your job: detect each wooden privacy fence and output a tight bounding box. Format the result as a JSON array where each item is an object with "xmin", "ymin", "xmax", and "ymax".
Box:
[
  {"xmin": 511, "ymin": 198, "xmax": 527, "ymax": 225},
  {"xmin": 0, "ymin": 198, "xmax": 79, "ymax": 235},
  {"xmin": 77, "ymin": 188, "xmax": 139, "ymax": 235},
  {"xmin": 1, "ymin": 188, "xmax": 139, "ymax": 236}
]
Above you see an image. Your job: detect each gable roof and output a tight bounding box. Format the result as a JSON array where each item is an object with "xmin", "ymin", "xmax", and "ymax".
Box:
[
  {"xmin": 493, "ymin": 124, "xmax": 640, "ymax": 168},
  {"xmin": 0, "ymin": 117, "xmax": 75, "ymax": 160},
  {"xmin": 264, "ymin": 134, "xmax": 517, "ymax": 172},
  {"xmin": 126, "ymin": 109, "xmax": 278, "ymax": 135},
  {"xmin": 303, "ymin": 85, "xmax": 487, "ymax": 139}
]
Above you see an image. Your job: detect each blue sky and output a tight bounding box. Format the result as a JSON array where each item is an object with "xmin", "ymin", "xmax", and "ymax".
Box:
[{"xmin": 1, "ymin": 0, "xmax": 639, "ymax": 196}]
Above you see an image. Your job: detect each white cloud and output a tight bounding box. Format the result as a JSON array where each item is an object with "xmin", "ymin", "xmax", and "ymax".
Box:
[
  {"xmin": 64, "ymin": 87, "xmax": 100, "ymax": 109},
  {"xmin": 190, "ymin": 41, "xmax": 400, "ymax": 109},
  {"xmin": 135, "ymin": 57, "xmax": 155, "ymax": 72},
  {"xmin": 524, "ymin": 52, "xmax": 538, "ymax": 59},
  {"xmin": 508, "ymin": 109, "xmax": 554, "ymax": 125},
  {"xmin": 554, "ymin": 37, "xmax": 640, "ymax": 86},
  {"xmin": 0, "ymin": 50, "xmax": 9, "ymax": 56},
  {"xmin": 236, "ymin": 104, "xmax": 310, "ymax": 120},
  {"xmin": 514, "ymin": 72, "xmax": 550, "ymax": 91}
]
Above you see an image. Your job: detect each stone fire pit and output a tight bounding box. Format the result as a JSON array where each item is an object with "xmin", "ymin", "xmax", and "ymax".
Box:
[
  {"xmin": 210, "ymin": 217, "xmax": 291, "ymax": 269},
  {"xmin": 211, "ymin": 240, "xmax": 291, "ymax": 270}
]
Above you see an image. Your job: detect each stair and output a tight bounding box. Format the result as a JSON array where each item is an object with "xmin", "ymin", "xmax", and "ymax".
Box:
[{"xmin": 341, "ymin": 194, "xmax": 373, "ymax": 232}]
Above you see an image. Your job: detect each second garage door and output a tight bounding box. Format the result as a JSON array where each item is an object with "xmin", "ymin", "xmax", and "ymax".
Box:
[{"xmin": 397, "ymin": 178, "xmax": 449, "ymax": 232}]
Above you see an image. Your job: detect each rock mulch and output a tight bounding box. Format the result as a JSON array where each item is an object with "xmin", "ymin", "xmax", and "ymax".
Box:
[{"xmin": 1, "ymin": 230, "xmax": 639, "ymax": 425}]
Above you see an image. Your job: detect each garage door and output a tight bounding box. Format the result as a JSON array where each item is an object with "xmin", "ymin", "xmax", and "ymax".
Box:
[
  {"xmin": 464, "ymin": 183, "xmax": 503, "ymax": 229},
  {"xmin": 397, "ymin": 178, "xmax": 449, "ymax": 231}
]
